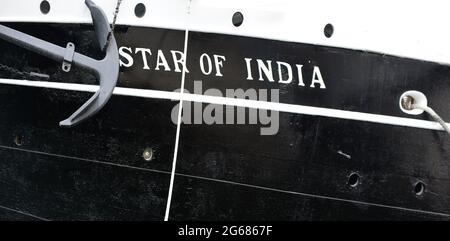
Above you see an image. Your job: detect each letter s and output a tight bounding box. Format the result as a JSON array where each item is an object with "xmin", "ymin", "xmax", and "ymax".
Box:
[{"xmin": 119, "ymin": 46, "xmax": 134, "ymax": 67}]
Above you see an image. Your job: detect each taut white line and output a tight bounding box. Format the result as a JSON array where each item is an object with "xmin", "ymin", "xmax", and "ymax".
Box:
[
  {"xmin": 0, "ymin": 78, "xmax": 448, "ymax": 132},
  {"xmin": 163, "ymin": 2, "xmax": 191, "ymax": 220}
]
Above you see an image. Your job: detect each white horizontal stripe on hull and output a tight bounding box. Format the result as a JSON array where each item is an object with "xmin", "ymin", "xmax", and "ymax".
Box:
[{"xmin": 0, "ymin": 78, "xmax": 447, "ymax": 132}]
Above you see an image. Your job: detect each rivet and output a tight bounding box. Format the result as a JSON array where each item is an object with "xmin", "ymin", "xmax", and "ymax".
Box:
[
  {"xmin": 14, "ymin": 135, "xmax": 23, "ymax": 146},
  {"xmin": 142, "ymin": 147, "xmax": 154, "ymax": 161}
]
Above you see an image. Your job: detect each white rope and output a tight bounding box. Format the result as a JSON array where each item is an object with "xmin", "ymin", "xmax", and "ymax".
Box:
[
  {"xmin": 163, "ymin": 1, "xmax": 192, "ymax": 220},
  {"xmin": 412, "ymin": 104, "xmax": 450, "ymax": 135},
  {"xmin": 401, "ymin": 94, "xmax": 450, "ymax": 135}
]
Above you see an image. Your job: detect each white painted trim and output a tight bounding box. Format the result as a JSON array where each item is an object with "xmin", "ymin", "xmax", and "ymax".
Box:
[
  {"xmin": 0, "ymin": 78, "xmax": 448, "ymax": 132},
  {"xmin": 1, "ymin": 0, "xmax": 450, "ymax": 65}
]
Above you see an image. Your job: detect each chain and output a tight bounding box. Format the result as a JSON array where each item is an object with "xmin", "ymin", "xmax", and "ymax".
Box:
[
  {"xmin": 0, "ymin": 63, "xmax": 50, "ymax": 80},
  {"xmin": 105, "ymin": 0, "xmax": 123, "ymax": 50},
  {"xmin": 0, "ymin": 63, "xmax": 29, "ymax": 78}
]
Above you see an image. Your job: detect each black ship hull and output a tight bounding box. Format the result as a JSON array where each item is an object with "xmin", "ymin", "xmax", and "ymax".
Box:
[{"xmin": 0, "ymin": 23, "xmax": 450, "ymax": 221}]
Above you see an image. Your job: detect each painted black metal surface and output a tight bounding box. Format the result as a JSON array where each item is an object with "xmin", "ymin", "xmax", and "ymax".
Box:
[
  {"xmin": 184, "ymin": 31, "xmax": 450, "ymax": 120},
  {"xmin": 173, "ymin": 111, "xmax": 450, "ymax": 219},
  {"xmin": 0, "ymin": 23, "xmax": 183, "ymax": 220},
  {"xmin": 1, "ymin": 23, "xmax": 450, "ymax": 220},
  {"xmin": 0, "ymin": 147, "xmax": 168, "ymax": 220},
  {"xmin": 0, "ymin": 87, "xmax": 178, "ymax": 220},
  {"xmin": 0, "ymin": 23, "xmax": 184, "ymax": 91},
  {"xmin": 0, "ymin": 205, "xmax": 42, "ymax": 221},
  {"xmin": 169, "ymin": 175, "xmax": 450, "ymax": 221}
]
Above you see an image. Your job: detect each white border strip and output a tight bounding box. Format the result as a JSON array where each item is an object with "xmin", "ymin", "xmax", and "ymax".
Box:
[{"xmin": 0, "ymin": 78, "xmax": 448, "ymax": 132}]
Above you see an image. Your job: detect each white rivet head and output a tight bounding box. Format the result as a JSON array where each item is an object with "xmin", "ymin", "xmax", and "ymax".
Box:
[{"xmin": 142, "ymin": 148, "xmax": 154, "ymax": 161}]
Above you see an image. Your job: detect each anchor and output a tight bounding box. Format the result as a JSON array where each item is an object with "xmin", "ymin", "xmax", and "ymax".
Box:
[{"xmin": 0, "ymin": 0, "xmax": 119, "ymax": 127}]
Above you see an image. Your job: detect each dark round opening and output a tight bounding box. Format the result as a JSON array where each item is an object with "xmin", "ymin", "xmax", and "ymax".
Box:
[
  {"xmin": 324, "ymin": 23, "xmax": 334, "ymax": 38},
  {"xmin": 232, "ymin": 12, "xmax": 244, "ymax": 27},
  {"xmin": 135, "ymin": 3, "xmax": 146, "ymax": 18},
  {"xmin": 347, "ymin": 172, "xmax": 360, "ymax": 187},
  {"xmin": 414, "ymin": 181, "xmax": 425, "ymax": 196},
  {"xmin": 40, "ymin": 1, "xmax": 50, "ymax": 15}
]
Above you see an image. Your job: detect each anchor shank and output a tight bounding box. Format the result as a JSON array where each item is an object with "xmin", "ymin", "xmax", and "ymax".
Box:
[{"xmin": 0, "ymin": 24, "xmax": 65, "ymax": 63}]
